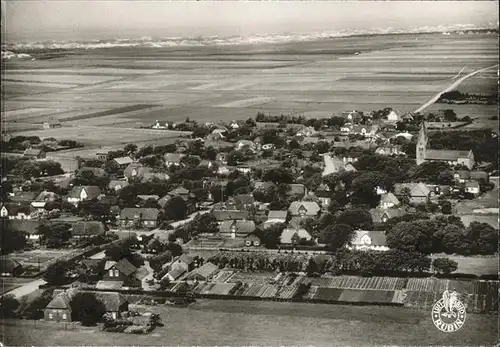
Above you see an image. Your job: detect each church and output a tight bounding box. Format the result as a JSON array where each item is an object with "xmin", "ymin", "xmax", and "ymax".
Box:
[{"xmin": 416, "ymin": 122, "xmax": 474, "ymax": 169}]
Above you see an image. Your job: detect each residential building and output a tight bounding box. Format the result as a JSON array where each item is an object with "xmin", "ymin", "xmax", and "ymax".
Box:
[
  {"xmin": 393, "ymin": 182, "xmax": 431, "ymax": 204},
  {"xmin": 263, "ymin": 210, "xmax": 288, "ymax": 229},
  {"xmin": 465, "ymin": 181, "xmax": 481, "ymax": 195},
  {"xmin": 42, "ymin": 117, "xmax": 62, "ymax": 129},
  {"xmin": 67, "ymin": 186, "xmax": 101, "ymax": 205},
  {"xmin": 288, "ymin": 184, "xmax": 307, "ymax": 199},
  {"xmin": 386, "ymin": 110, "xmax": 400, "ymax": 122},
  {"xmin": 314, "ymin": 183, "xmax": 331, "ymax": 208},
  {"xmin": 348, "ymin": 230, "xmax": 389, "ymax": 252},
  {"xmin": 165, "ymin": 262, "xmax": 188, "ymax": 281},
  {"xmin": 113, "ymin": 156, "xmax": 134, "ymax": 168},
  {"xmin": 108, "ymin": 180, "xmax": 129, "ymax": 192},
  {"xmin": 119, "ymin": 208, "xmax": 161, "ymax": 229},
  {"xmin": 378, "ymin": 192, "xmax": 400, "ymax": 209},
  {"xmin": 244, "ymin": 234, "xmax": 261, "ymax": 247},
  {"xmin": 340, "ymin": 110, "xmax": 362, "ymax": 123},
  {"xmin": 288, "ymin": 201, "xmax": 321, "ymax": 218},
  {"xmin": 212, "ymin": 209, "xmax": 249, "ymax": 223},
  {"xmin": 0, "ymin": 257, "xmax": 23, "ymax": 277},
  {"xmin": 219, "ymin": 220, "xmax": 256, "ymax": 238},
  {"xmin": 31, "ymin": 191, "xmax": 59, "ymax": 212},
  {"xmin": 416, "ymin": 122, "xmax": 474, "ymax": 169},
  {"xmin": 280, "ymin": 228, "xmax": 313, "ymax": 245},
  {"xmin": 71, "ymin": 221, "xmax": 105, "ymax": 242},
  {"xmin": 44, "ymin": 289, "xmax": 73, "ymax": 322},
  {"xmin": 185, "ymin": 262, "xmax": 218, "ymax": 281},
  {"xmin": 102, "ymin": 258, "xmax": 140, "ymax": 288},
  {"xmin": 370, "ymin": 208, "xmax": 407, "ymax": 224}
]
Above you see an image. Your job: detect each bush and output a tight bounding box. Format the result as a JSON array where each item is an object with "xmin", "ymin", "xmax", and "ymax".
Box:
[
  {"xmin": 0, "ymin": 295, "xmax": 20, "ymax": 318},
  {"xmin": 432, "ymin": 258, "xmax": 458, "ymax": 274}
]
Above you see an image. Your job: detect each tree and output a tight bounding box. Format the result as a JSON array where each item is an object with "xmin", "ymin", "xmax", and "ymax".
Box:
[
  {"xmin": 386, "ymin": 220, "xmax": 437, "ymax": 254},
  {"xmin": 202, "ymin": 146, "xmax": 218, "ymax": 161},
  {"xmin": 305, "ymin": 258, "xmax": 320, "ymax": 276},
  {"xmin": 465, "ymin": 222, "xmax": 498, "ymax": 255},
  {"xmin": 160, "ymin": 277, "xmax": 171, "ymax": 290},
  {"xmin": 440, "ymin": 200, "xmax": 452, "ymax": 215},
  {"xmin": 70, "ymin": 292, "xmax": 106, "ymax": 326},
  {"xmin": 124, "ymin": 143, "xmax": 138, "ymax": 155},
  {"xmin": 262, "ymin": 168, "xmax": 293, "ymax": 185},
  {"xmin": 0, "ymin": 294, "xmax": 20, "ymax": 318},
  {"xmin": 163, "ymin": 196, "xmax": 188, "ymax": 221},
  {"xmin": 255, "ymin": 223, "xmax": 285, "ymax": 248},
  {"xmin": 43, "ymin": 260, "xmax": 69, "ymax": 285},
  {"xmin": 323, "ymin": 224, "xmax": 355, "ymax": 251},
  {"xmin": 288, "ymin": 139, "xmax": 300, "ymax": 150},
  {"xmin": 433, "ymin": 224, "xmax": 467, "ymax": 254},
  {"xmin": 17, "ymin": 289, "xmax": 53, "ymax": 319},
  {"xmin": 336, "ymin": 208, "xmax": 373, "ymax": 230},
  {"xmin": 0, "ymin": 221, "xmax": 27, "ymax": 254},
  {"xmin": 432, "ymin": 258, "xmax": 458, "ymax": 275}
]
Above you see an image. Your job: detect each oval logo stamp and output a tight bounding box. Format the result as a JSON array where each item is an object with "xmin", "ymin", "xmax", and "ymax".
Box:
[{"xmin": 432, "ymin": 289, "xmax": 467, "ymax": 332}]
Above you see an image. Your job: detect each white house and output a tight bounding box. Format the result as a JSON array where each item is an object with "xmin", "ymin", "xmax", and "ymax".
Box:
[
  {"xmin": 465, "ymin": 181, "xmax": 480, "ymax": 195},
  {"xmin": 386, "ymin": 110, "xmax": 400, "ymax": 122},
  {"xmin": 0, "ymin": 205, "xmax": 8, "ymax": 218}
]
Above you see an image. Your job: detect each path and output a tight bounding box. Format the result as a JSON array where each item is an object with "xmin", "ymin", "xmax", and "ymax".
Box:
[
  {"xmin": 414, "ymin": 64, "xmax": 498, "ymax": 114},
  {"xmin": 2, "ymin": 278, "xmax": 46, "ymax": 299}
]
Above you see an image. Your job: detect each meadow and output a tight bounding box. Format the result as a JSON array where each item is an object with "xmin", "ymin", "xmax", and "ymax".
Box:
[
  {"xmin": 2, "ymin": 33, "xmax": 498, "ymax": 146},
  {"xmin": 1, "ymin": 300, "xmax": 497, "ymax": 346}
]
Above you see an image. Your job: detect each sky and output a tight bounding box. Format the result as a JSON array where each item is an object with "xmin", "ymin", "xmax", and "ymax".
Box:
[{"xmin": 3, "ymin": 1, "xmax": 499, "ymax": 41}]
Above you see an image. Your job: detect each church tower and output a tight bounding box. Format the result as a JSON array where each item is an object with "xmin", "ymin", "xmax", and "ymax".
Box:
[{"xmin": 416, "ymin": 122, "xmax": 428, "ymax": 165}]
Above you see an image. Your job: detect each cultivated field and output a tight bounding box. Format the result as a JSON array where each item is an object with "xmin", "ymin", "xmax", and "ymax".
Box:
[
  {"xmin": 3, "ymin": 33, "xmax": 498, "ymax": 147},
  {"xmin": 8, "ymin": 249, "xmax": 73, "ymax": 271},
  {"xmin": 1, "ymin": 300, "xmax": 497, "ymax": 346}
]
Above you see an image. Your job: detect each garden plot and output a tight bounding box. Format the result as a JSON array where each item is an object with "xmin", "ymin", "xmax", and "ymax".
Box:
[
  {"xmin": 311, "ymin": 276, "xmax": 407, "ymax": 291},
  {"xmin": 216, "ymin": 97, "xmax": 275, "ymax": 108}
]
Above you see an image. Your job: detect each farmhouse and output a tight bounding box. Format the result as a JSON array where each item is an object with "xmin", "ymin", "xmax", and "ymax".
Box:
[
  {"xmin": 263, "ymin": 210, "xmax": 288, "ymax": 229},
  {"xmin": 280, "ymin": 228, "xmax": 313, "ymax": 245},
  {"xmin": 416, "ymin": 122, "xmax": 474, "ymax": 169},
  {"xmin": 393, "ymin": 182, "xmax": 430, "ymax": 204},
  {"xmin": 113, "ymin": 156, "xmax": 134, "ymax": 168},
  {"xmin": 119, "ymin": 208, "xmax": 161, "ymax": 229},
  {"xmin": 219, "ymin": 220, "xmax": 256, "ymax": 238},
  {"xmin": 108, "ymin": 180, "xmax": 129, "ymax": 192},
  {"xmin": 43, "ymin": 118, "xmax": 62, "ymax": 129},
  {"xmin": 185, "ymin": 262, "xmax": 218, "ymax": 281},
  {"xmin": 31, "ymin": 191, "xmax": 59, "ymax": 211},
  {"xmin": 164, "ymin": 153, "xmax": 185, "ymax": 167},
  {"xmin": 349, "ymin": 230, "xmax": 389, "ymax": 252},
  {"xmin": 101, "ymin": 258, "xmax": 141, "ymax": 288},
  {"xmin": 71, "ymin": 221, "xmax": 105, "ymax": 242},
  {"xmin": 67, "ymin": 186, "xmax": 101, "ymax": 205},
  {"xmin": 378, "ymin": 192, "xmax": 400, "ymax": 209},
  {"xmin": 288, "ymin": 201, "xmax": 321, "ymax": 218}
]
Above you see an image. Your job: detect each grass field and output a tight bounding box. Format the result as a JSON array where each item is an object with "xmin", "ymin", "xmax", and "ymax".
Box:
[
  {"xmin": 1, "ymin": 300, "xmax": 497, "ymax": 346},
  {"xmin": 2, "ymin": 33, "xmax": 498, "ymax": 147}
]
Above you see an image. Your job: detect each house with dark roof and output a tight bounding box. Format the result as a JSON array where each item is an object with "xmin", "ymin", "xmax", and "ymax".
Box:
[
  {"xmin": 470, "ymin": 171, "xmax": 489, "ymax": 184},
  {"xmin": 67, "ymin": 186, "xmax": 101, "ymax": 205},
  {"xmin": 102, "ymin": 258, "xmax": 140, "ymax": 288},
  {"xmin": 212, "ymin": 209, "xmax": 249, "ymax": 222},
  {"xmin": 314, "ymin": 183, "xmax": 331, "ymax": 208},
  {"xmin": 108, "ymin": 180, "xmax": 129, "ymax": 192},
  {"xmin": 370, "ymin": 208, "xmax": 407, "ymax": 224},
  {"xmin": 348, "ymin": 230, "xmax": 389, "ymax": 251},
  {"xmin": 71, "ymin": 221, "xmax": 105, "ymax": 242},
  {"xmin": 44, "ymin": 289, "xmax": 73, "ymax": 322},
  {"xmin": 219, "ymin": 220, "xmax": 256, "ymax": 238},
  {"xmin": 288, "ymin": 201, "xmax": 321, "ymax": 218},
  {"xmin": 288, "ymin": 184, "xmax": 307, "ymax": 199},
  {"xmin": 23, "ymin": 148, "xmax": 46, "ymax": 159},
  {"xmin": 31, "ymin": 191, "xmax": 60, "ymax": 212},
  {"xmin": 119, "ymin": 208, "xmax": 161, "ymax": 229},
  {"xmin": 0, "ymin": 256, "xmax": 23, "ymax": 277},
  {"xmin": 453, "ymin": 170, "xmax": 471, "ymax": 183},
  {"xmin": 393, "ymin": 182, "xmax": 430, "ymax": 205},
  {"xmin": 280, "ymin": 228, "xmax": 313, "ymax": 245}
]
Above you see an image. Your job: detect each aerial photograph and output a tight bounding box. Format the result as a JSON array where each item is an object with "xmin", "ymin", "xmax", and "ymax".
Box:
[{"xmin": 0, "ymin": 1, "xmax": 498, "ymax": 346}]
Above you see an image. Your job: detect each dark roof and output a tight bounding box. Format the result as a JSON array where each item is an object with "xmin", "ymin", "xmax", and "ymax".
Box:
[
  {"xmin": 219, "ymin": 220, "xmax": 256, "ymax": 236},
  {"xmin": 288, "ymin": 184, "xmax": 306, "ymax": 197},
  {"xmin": 34, "ymin": 191, "xmax": 59, "ymax": 202},
  {"xmin": 10, "ymin": 191, "xmax": 38, "ymax": 202},
  {"xmin": 267, "ymin": 210, "xmax": 287, "ymax": 220},
  {"xmin": 369, "ymin": 208, "xmax": 407, "ymax": 223},
  {"xmin": 77, "ymin": 167, "xmax": 106, "ymax": 178},
  {"xmin": 8, "ymin": 219, "xmax": 42, "ymax": 234},
  {"xmin": 470, "ymin": 171, "xmax": 488, "ymax": 180},
  {"xmin": 212, "ymin": 209, "xmax": 249, "ymax": 221},
  {"xmin": 0, "ymin": 256, "xmax": 22, "ymax": 273},
  {"xmin": 425, "ymin": 149, "xmax": 471, "ymax": 161},
  {"xmin": 233, "ymin": 194, "xmax": 254, "ymax": 209},
  {"xmin": 81, "ymin": 259, "xmax": 103, "ymax": 269},
  {"xmin": 393, "ymin": 183, "xmax": 430, "ymax": 198},
  {"xmin": 113, "ymin": 258, "xmax": 137, "ymax": 276},
  {"xmin": 98, "ymin": 195, "xmax": 118, "ymax": 206},
  {"xmin": 67, "ymin": 186, "xmax": 101, "ymax": 200},
  {"xmin": 178, "ymin": 254, "xmax": 195, "ymax": 265},
  {"xmin": 72, "ymin": 221, "xmax": 105, "ymax": 237},
  {"xmin": 120, "ymin": 208, "xmax": 160, "ymax": 221}
]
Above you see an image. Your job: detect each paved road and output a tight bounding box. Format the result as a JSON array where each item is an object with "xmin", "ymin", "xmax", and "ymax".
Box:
[
  {"xmin": 2, "ymin": 278, "xmax": 46, "ymax": 299},
  {"xmin": 414, "ymin": 64, "xmax": 498, "ymax": 114}
]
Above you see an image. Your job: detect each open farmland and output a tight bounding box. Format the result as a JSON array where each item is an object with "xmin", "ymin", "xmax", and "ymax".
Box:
[
  {"xmin": 1, "ymin": 300, "xmax": 497, "ymax": 346},
  {"xmin": 3, "ymin": 33, "xmax": 498, "ymax": 147}
]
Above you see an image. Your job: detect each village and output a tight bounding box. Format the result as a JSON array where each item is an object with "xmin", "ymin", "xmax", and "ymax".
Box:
[{"xmin": 0, "ymin": 106, "xmax": 498, "ymax": 333}]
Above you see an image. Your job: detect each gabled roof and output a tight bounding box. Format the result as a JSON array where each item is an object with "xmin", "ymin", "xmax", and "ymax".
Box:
[
  {"xmin": 351, "ymin": 230, "xmax": 387, "ymax": 247},
  {"xmin": 169, "ymin": 187, "xmax": 189, "ymax": 196},
  {"xmin": 0, "ymin": 256, "xmax": 22, "ymax": 273},
  {"xmin": 166, "ymin": 262, "xmax": 188, "ymax": 280},
  {"xmin": 94, "ymin": 292, "xmax": 128, "ymax": 311},
  {"xmin": 267, "ymin": 210, "xmax": 287, "ymax": 220},
  {"xmin": 67, "ymin": 186, "xmax": 101, "ymax": 200},
  {"xmin": 379, "ymin": 192, "xmax": 400, "ymax": 205},
  {"xmin": 72, "ymin": 221, "xmax": 105, "ymax": 237},
  {"xmin": 280, "ymin": 228, "xmax": 312, "ymax": 244},
  {"xmin": 46, "ymin": 292, "xmax": 72, "ymax": 310},
  {"xmin": 470, "ymin": 171, "xmax": 488, "ymax": 181},
  {"xmin": 137, "ymin": 195, "xmax": 160, "ymax": 201},
  {"xmin": 288, "ymin": 184, "xmax": 306, "ymax": 197},
  {"xmin": 465, "ymin": 180, "xmax": 480, "ymax": 188},
  {"xmin": 120, "ymin": 208, "xmax": 160, "ymax": 221},
  {"xmin": 219, "ymin": 220, "xmax": 256, "ymax": 235},
  {"xmin": 113, "ymin": 157, "xmax": 134, "ymax": 165},
  {"xmin": 425, "ymin": 149, "xmax": 471, "ymax": 161},
  {"xmin": 141, "ymin": 172, "xmax": 170, "ymax": 183},
  {"xmin": 212, "ymin": 209, "xmax": 249, "ymax": 221},
  {"xmin": 393, "ymin": 182, "xmax": 430, "ymax": 197},
  {"xmin": 112, "ymin": 258, "xmax": 137, "ymax": 276},
  {"xmin": 10, "ymin": 191, "xmax": 38, "ymax": 202},
  {"xmin": 187, "ymin": 262, "xmax": 218, "ymax": 280},
  {"xmin": 178, "ymin": 254, "xmax": 195, "ymax": 266},
  {"xmin": 288, "ymin": 201, "xmax": 321, "ymax": 216},
  {"xmin": 24, "ymin": 148, "xmax": 43, "ymax": 156},
  {"xmin": 233, "ymin": 194, "xmax": 254, "ymax": 209},
  {"xmin": 34, "ymin": 191, "xmax": 59, "ymax": 202},
  {"xmin": 369, "ymin": 208, "xmax": 406, "ymax": 224},
  {"xmin": 322, "ymin": 155, "xmax": 345, "ymax": 176},
  {"xmin": 108, "ymin": 180, "xmax": 129, "ymax": 190}
]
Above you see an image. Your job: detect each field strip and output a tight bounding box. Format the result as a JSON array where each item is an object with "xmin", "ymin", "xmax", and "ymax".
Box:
[
  {"xmin": 415, "ymin": 64, "xmax": 499, "ymax": 113},
  {"xmin": 216, "ymin": 97, "xmax": 276, "ymax": 107}
]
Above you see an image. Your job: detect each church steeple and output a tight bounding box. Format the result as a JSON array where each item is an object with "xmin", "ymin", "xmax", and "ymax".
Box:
[{"xmin": 416, "ymin": 122, "xmax": 428, "ymax": 165}]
